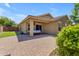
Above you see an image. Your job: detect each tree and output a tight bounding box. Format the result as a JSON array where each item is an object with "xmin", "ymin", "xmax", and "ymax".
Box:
[
  {"xmin": 70, "ymin": 3, "xmax": 79, "ymax": 24},
  {"xmin": 0, "ymin": 16, "xmax": 17, "ymax": 27}
]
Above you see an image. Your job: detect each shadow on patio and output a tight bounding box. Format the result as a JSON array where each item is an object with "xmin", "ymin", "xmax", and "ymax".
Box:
[{"xmin": 15, "ymin": 32, "xmax": 56, "ymax": 42}]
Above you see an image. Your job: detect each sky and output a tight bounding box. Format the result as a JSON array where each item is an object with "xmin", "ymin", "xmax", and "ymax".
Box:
[{"xmin": 0, "ymin": 3, "xmax": 74, "ymax": 24}]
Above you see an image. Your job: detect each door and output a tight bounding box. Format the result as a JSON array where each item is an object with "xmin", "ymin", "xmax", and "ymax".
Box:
[{"xmin": 36, "ymin": 25, "xmax": 42, "ymax": 31}]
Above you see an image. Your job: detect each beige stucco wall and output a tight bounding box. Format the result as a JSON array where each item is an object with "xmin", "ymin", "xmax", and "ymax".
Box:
[
  {"xmin": 43, "ymin": 22, "xmax": 58, "ymax": 35},
  {"xmin": 20, "ymin": 22, "xmax": 28, "ymax": 33},
  {"xmin": 42, "ymin": 18, "xmax": 68, "ymax": 35}
]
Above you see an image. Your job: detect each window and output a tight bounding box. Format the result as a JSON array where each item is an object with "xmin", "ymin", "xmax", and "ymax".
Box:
[{"xmin": 58, "ymin": 26, "xmax": 61, "ymax": 31}]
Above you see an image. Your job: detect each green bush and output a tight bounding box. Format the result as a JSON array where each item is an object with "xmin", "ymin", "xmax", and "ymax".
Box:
[{"xmin": 57, "ymin": 24, "xmax": 79, "ymax": 56}]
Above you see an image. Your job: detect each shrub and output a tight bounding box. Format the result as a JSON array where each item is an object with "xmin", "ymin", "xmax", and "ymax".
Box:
[{"xmin": 57, "ymin": 24, "xmax": 79, "ymax": 56}]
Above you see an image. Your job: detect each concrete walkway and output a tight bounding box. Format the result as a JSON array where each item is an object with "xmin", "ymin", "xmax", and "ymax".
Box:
[{"xmin": 0, "ymin": 34, "xmax": 57, "ymax": 56}]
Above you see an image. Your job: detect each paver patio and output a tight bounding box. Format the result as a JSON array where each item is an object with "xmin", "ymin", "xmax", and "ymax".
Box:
[{"xmin": 0, "ymin": 34, "xmax": 57, "ymax": 56}]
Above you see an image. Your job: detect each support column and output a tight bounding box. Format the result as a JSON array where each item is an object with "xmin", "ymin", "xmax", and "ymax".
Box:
[
  {"xmin": 0, "ymin": 25, "xmax": 3, "ymax": 32},
  {"xmin": 30, "ymin": 20, "xmax": 34, "ymax": 36}
]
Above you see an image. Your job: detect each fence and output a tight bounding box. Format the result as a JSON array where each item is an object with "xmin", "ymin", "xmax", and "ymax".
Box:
[{"xmin": 3, "ymin": 26, "xmax": 19, "ymax": 31}]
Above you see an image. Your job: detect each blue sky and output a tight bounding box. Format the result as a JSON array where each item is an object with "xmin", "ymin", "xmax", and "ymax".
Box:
[{"xmin": 0, "ymin": 3, "xmax": 74, "ymax": 24}]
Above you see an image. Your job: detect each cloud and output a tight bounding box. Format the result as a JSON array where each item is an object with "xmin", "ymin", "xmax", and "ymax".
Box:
[
  {"xmin": 4, "ymin": 3, "xmax": 11, "ymax": 8},
  {"xmin": 9, "ymin": 14, "xmax": 27, "ymax": 24},
  {"xmin": 0, "ymin": 8, "xmax": 7, "ymax": 15},
  {"xmin": 0, "ymin": 7, "xmax": 27, "ymax": 24},
  {"xmin": 49, "ymin": 8, "xmax": 60, "ymax": 17},
  {"xmin": 50, "ymin": 8, "xmax": 58, "ymax": 13},
  {"xmin": 0, "ymin": 7, "xmax": 13, "ymax": 16},
  {"xmin": 25, "ymin": 8, "xmax": 38, "ymax": 13},
  {"xmin": 0, "ymin": 6, "xmax": 27, "ymax": 24},
  {"xmin": 15, "ymin": 14, "xmax": 27, "ymax": 18}
]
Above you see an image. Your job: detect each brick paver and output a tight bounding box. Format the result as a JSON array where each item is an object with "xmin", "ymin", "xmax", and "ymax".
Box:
[{"xmin": 0, "ymin": 34, "xmax": 57, "ymax": 56}]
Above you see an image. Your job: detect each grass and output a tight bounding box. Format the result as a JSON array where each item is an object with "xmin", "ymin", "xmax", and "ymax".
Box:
[{"xmin": 0, "ymin": 31, "xmax": 17, "ymax": 38}]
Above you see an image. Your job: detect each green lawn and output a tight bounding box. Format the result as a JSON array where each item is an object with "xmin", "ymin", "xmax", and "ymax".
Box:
[{"xmin": 0, "ymin": 31, "xmax": 17, "ymax": 38}]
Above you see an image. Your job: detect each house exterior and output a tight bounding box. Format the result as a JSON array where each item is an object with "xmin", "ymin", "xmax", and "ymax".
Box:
[{"xmin": 18, "ymin": 13, "xmax": 69, "ymax": 36}]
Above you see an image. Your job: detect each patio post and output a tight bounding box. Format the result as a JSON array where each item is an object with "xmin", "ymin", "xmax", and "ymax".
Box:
[
  {"xmin": 29, "ymin": 19, "xmax": 34, "ymax": 36},
  {"xmin": 0, "ymin": 25, "xmax": 3, "ymax": 32}
]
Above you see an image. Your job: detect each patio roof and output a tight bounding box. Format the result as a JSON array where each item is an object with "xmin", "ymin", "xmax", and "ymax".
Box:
[{"xmin": 18, "ymin": 13, "xmax": 69, "ymax": 25}]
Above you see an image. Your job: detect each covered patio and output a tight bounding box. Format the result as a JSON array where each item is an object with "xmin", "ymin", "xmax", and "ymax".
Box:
[
  {"xmin": 28, "ymin": 17, "xmax": 54, "ymax": 36},
  {"xmin": 19, "ymin": 13, "xmax": 68, "ymax": 36},
  {"xmin": 19, "ymin": 15, "xmax": 56, "ymax": 36}
]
